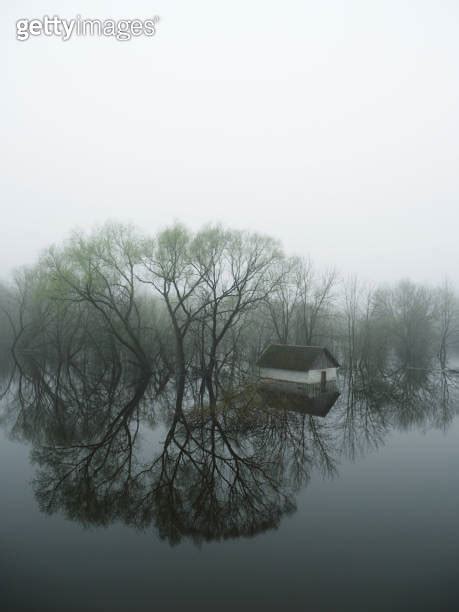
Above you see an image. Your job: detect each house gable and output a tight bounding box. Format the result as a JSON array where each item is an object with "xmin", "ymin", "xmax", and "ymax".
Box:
[{"xmin": 310, "ymin": 351, "xmax": 338, "ymax": 371}]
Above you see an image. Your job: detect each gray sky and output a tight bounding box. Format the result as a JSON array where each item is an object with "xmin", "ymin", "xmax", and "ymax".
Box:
[{"xmin": 1, "ymin": 0, "xmax": 459, "ymax": 285}]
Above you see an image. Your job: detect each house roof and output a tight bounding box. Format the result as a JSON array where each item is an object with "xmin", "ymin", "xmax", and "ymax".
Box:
[{"xmin": 256, "ymin": 344, "xmax": 340, "ymax": 371}]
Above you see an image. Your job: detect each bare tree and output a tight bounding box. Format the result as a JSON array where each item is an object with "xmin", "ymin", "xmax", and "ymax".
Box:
[
  {"xmin": 265, "ymin": 257, "xmax": 302, "ymax": 344},
  {"xmin": 139, "ymin": 223, "xmax": 212, "ymax": 409},
  {"xmin": 436, "ymin": 279, "xmax": 459, "ymax": 368},
  {"xmin": 295, "ymin": 258, "xmax": 338, "ymax": 345},
  {"xmin": 40, "ymin": 223, "xmax": 153, "ymax": 371},
  {"xmin": 186, "ymin": 225, "xmax": 283, "ymax": 403}
]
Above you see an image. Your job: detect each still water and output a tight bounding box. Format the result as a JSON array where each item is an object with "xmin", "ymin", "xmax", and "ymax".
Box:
[{"xmin": 1, "ymin": 365, "xmax": 459, "ymax": 610}]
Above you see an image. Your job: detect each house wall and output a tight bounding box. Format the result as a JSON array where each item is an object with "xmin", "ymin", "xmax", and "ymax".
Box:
[
  {"xmin": 305, "ymin": 367, "xmax": 337, "ymax": 384},
  {"xmin": 259, "ymin": 367, "xmax": 309, "ymax": 383},
  {"xmin": 259, "ymin": 367, "xmax": 337, "ymax": 384}
]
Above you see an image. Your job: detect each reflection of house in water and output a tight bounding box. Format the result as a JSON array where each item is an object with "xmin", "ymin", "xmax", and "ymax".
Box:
[
  {"xmin": 257, "ymin": 344, "xmax": 340, "ymax": 394},
  {"xmin": 259, "ymin": 387, "xmax": 340, "ymax": 417},
  {"xmin": 256, "ymin": 345, "xmax": 340, "ymax": 417}
]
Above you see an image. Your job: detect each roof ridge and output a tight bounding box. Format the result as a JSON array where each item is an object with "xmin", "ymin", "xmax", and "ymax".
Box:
[
  {"xmin": 268, "ymin": 344, "xmax": 324, "ymax": 349},
  {"xmin": 257, "ymin": 344, "xmax": 339, "ymax": 371}
]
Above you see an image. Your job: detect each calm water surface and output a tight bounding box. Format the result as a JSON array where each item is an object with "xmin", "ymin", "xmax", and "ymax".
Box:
[{"xmin": 1, "ymin": 368, "xmax": 459, "ymax": 611}]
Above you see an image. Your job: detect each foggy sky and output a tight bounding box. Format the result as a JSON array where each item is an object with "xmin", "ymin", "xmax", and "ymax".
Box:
[{"xmin": 2, "ymin": 0, "xmax": 459, "ymax": 285}]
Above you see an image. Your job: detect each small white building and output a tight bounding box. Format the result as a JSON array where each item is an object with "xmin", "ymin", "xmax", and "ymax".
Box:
[{"xmin": 257, "ymin": 344, "xmax": 339, "ymax": 390}]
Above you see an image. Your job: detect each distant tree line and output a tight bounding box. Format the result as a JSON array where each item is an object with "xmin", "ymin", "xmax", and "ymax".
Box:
[{"xmin": 0, "ymin": 222, "xmax": 458, "ymax": 404}]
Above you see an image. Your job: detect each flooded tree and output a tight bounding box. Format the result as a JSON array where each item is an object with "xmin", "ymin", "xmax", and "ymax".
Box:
[
  {"xmin": 140, "ymin": 223, "xmax": 283, "ymax": 406},
  {"xmin": 190, "ymin": 226, "xmax": 283, "ymax": 403},
  {"xmin": 436, "ymin": 279, "xmax": 459, "ymax": 368},
  {"xmin": 372, "ymin": 280, "xmax": 436, "ymax": 370},
  {"xmin": 3, "ymin": 347, "xmax": 457, "ymax": 546},
  {"xmin": 1, "ymin": 221, "xmax": 458, "ymax": 410}
]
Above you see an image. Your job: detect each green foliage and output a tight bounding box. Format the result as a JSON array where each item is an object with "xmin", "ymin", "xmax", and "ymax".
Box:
[{"xmin": 1, "ymin": 221, "xmax": 458, "ymax": 389}]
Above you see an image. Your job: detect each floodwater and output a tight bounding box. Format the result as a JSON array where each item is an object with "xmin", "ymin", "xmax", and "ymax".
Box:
[{"xmin": 1, "ymin": 368, "xmax": 459, "ymax": 611}]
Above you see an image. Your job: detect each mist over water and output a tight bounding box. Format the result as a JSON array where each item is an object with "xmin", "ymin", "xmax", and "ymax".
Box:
[
  {"xmin": 1, "ymin": 340, "xmax": 459, "ymax": 609},
  {"xmin": 0, "ymin": 221, "xmax": 458, "ymax": 609},
  {"xmin": 2, "ymin": 0, "xmax": 459, "ymax": 609}
]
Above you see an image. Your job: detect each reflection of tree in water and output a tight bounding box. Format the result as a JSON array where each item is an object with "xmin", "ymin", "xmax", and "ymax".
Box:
[
  {"xmin": 136, "ymin": 408, "xmax": 293, "ymax": 544},
  {"xmin": 146, "ymin": 391, "xmax": 344, "ymax": 544},
  {"xmin": 336, "ymin": 365, "xmax": 459, "ymax": 460},
  {"xmin": 3, "ymin": 356, "xmax": 459, "ymax": 545}
]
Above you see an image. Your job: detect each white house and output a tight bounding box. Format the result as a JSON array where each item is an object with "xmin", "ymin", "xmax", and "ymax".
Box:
[{"xmin": 257, "ymin": 344, "xmax": 339, "ymax": 390}]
